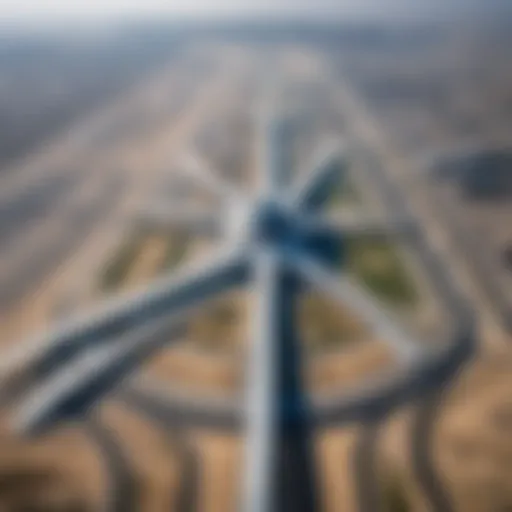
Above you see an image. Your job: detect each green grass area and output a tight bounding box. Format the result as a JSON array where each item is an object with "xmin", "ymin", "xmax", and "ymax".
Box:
[
  {"xmin": 327, "ymin": 169, "xmax": 360, "ymax": 207},
  {"xmin": 189, "ymin": 295, "xmax": 244, "ymax": 352},
  {"xmin": 345, "ymin": 237, "xmax": 417, "ymax": 306},
  {"xmin": 296, "ymin": 236, "xmax": 418, "ymax": 351},
  {"xmin": 99, "ymin": 232, "xmax": 146, "ymax": 292},
  {"xmin": 159, "ymin": 231, "xmax": 190, "ymax": 272},
  {"xmin": 99, "ymin": 229, "xmax": 190, "ymax": 293},
  {"xmin": 299, "ymin": 292, "xmax": 366, "ymax": 351},
  {"xmin": 381, "ymin": 473, "xmax": 411, "ymax": 512}
]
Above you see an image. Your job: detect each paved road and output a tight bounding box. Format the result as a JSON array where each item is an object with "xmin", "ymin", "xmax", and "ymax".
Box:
[
  {"xmin": 331, "ymin": 72, "xmax": 506, "ymax": 345},
  {"xmin": 122, "ymin": 390, "xmax": 200, "ymax": 512},
  {"xmin": 353, "ymin": 421, "xmax": 382, "ymax": 512},
  {"xmin": 0, "ymin": 172, "xmax": 80, "ymax": 249},
  {"xmin": 0, "ymin": 62, "xmax": 183, "ymax": 206},
  {"xmin": 328, "ymin": 68, "xmax": 475, "ymax": 512},
  {"xmin": 411, "ymin": 390, "xmax": 454, "ymax": 512},
  {"xmin": 0, "ymin": 174, "xmax": 122, "ymax": 309},
  {"xmin": 0, "ymin": 50, "xmax": 247, "ymax": 351},
  {"xmin": 350, "ymin": 146, "xmax": 470, "ymax": 325},
  {"xmin": 426, "ymin": 188, "xmax": 512, "ymax": 334},
  {"xmin": 121, "ymin": 381, "xmax": 242, "ymax": 431},
  {"xmin": 84, "ymin": 418, "xmax": 138, "ymax": 512}
]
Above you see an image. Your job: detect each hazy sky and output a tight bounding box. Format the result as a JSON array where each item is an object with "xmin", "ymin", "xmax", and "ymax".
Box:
[
  {"xmin": 0, "ymin": 0, "xmax": 369, "ymax": 20},
  {"xmin": 0, "ymin": 0, "xmax": 499, "ymax": 24}
]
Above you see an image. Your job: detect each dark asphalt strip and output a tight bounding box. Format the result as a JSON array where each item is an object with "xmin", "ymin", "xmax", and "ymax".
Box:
[
  {"xmin": 84, "ymin": 417, "xmax": 139, "ymax": 512},
  {"xmin": 121, "ymin": 392, "xmax": 200, "ymax": 512},
  {"xmin": 170, "ymin": 430, "xmax": 199, "ymax": 512},
  {"xmin": 411, "ymin": 391, "xmax": 454, "ymax": 512},
  {"xmin": 352, "ymin": 421, "xmax": 382, "ymax": 512}
]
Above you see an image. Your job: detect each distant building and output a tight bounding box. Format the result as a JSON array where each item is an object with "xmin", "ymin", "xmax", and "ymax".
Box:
[
  {"xmin": 432, "ymin": 147, "xmax": 512, "ymax": 200},
  {"xmin": 503, "ymin": 244, "xmax": 512, "ymax": 272}
]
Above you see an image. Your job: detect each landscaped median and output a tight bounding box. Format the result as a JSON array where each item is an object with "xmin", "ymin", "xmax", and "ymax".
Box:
[{"xmin": 99, "ymin": 228, "xmax": 191, "ymax": 293}]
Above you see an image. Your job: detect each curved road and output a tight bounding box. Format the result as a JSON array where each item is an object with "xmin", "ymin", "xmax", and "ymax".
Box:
[
  {"xmin": 121, "ymin": 390, "xmax": 200, "ymax": 512},
  {"xmin": 122, "ymin": 380, "xmax": 242, "ymax": 431},
  {"xmin": 411, "ymin": 391, "xmax": 454, "ymax": 512},
  {"xmin": 328, "ymin": 74, "xmax": 476, "ymax": 512},
  {"xmin": 84, "ymin": 417, "xmax": 139, "ymax": 512},
  {"xmin": 353, "ymin": 420, "xmax": 382, "ymax": 512}
]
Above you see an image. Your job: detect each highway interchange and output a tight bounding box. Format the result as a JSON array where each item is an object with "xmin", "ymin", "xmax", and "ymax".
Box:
[{"xmin": 0, "ymin": 42, "xmax": 508, "ymax": 512}]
